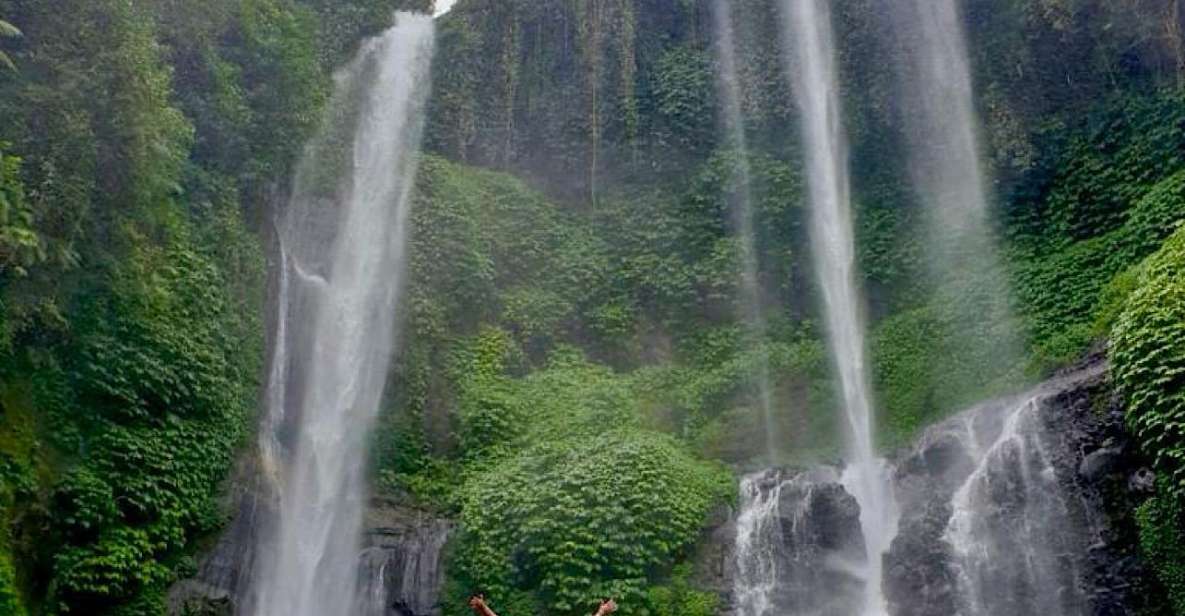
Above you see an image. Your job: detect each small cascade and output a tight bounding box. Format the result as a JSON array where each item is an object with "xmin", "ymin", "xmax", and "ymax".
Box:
[
  {"xmin": 885, "ymin": 366, "xmax": 1110, "ymax": 616},
  {"xmin": 356, "ymin": 510, "xmax": 451, "ymax": 616},
  {"xmin": 358, "ymin": 549, "xmax": 392, "ymax": 616},
  {"xmin": 248, "ymin": 13, "xmax": 435, "ymax": 616},
  {"xmin": 733, "ymin": 469, "xmax": 867, "ymax": 616},
  {"xmin": 733, "ymin": 472, "xmax": 784, "ymax": 615},
  {"xmin": 944, "ymin": 399, "xmax": 1087, "ymax": 615}
]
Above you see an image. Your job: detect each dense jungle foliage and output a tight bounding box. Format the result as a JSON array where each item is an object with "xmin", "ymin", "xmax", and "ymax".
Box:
[
  {"xmin": 1, "ymin": 0, "xmax": 1184, "ymax": 614},
  {"xmin": 0, "ymin": 0, "xmax": 427, "ymax": 612}
]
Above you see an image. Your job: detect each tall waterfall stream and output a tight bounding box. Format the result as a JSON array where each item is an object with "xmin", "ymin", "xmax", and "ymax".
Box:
[{"xmin": 248, "ymin": 13, "xmax": 434, "ymax": 616}]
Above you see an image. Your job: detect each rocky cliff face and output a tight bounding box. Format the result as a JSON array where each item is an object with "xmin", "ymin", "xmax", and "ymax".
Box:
[
  {"xmin": 886, "ymin": 360, "xmax": 1168, "ymax": 616},
  {"xmin": 702, "ymin": 359, "xmax": 1171, "ymax": 616},
  {"xmin": 357, "ymin": 501, "xmax": 452, "ymax": 616}
]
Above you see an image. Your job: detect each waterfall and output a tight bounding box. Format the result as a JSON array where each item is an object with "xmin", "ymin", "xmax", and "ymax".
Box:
[
  {"xmin": 710, "ymin": 0, "xmax": 778, "ymax": 463},
  {"xmin": 884, "ymin": 367, "xmax": 1105, "ymax": 616},
  {"xmin": 734, "ymin": 472, "xmax": 786, "ymax": 615},
  {"xmin": 356, "ymin": 515, "xmax": 452, "ymax": 616},
  {"xmin": 887, "ymin": 0, "xmax": 1021, "ymax": 379},
  {"xmin": 249, "ymin": 13, "xmax": 435, "ymax": 616},
  {"xmin": 776, "ymin": 1, "xmax": 896, "ymax": 614},
  {"xmin": 943, "ymin": 398, "xmax": 1087, "ymax": 615}
]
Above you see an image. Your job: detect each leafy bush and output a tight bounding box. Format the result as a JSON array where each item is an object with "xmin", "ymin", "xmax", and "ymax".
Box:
[
  {"xmin": 428, "ymin": 349, "xmax": 735, "ymax": 615},
  {"xmin": 1112, "ymin": 226, "xmax": 1185, "ymax": 495},
  {"xmin": 646, "ymin": 564, "xmax": 717, "ymax": 616},
  {"xmin": 450, "ymin": 430, "xmax": 732, "ymax": 615},
  {"xmin": 1012, "ymin": 92, "xmax": 1185, "ymax": 362},
  {"xmin": 0, "ymin": 146, "xmax": 43, "ymax": 276},
  {"xmin": 44, "ymin": 231, "xmax": 263, "ymax": 612},
  {"xmin": 1136, "ymin": 488, "xmax": 1185, "ymax": 614},
  {"xmin": 1111, "ymin": 223, "xmax": 1185, "ymax": 615}
]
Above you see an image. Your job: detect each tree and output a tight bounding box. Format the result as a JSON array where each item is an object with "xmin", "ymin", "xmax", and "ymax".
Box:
[{"xmin": 0, "ymin": 18, "xmax": 20, "ymax": 71}]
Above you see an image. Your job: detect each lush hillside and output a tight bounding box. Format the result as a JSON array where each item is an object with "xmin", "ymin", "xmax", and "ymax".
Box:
[{"xmin": 2, "ymin": 0, "xmax": 1184, "ymax": 614}]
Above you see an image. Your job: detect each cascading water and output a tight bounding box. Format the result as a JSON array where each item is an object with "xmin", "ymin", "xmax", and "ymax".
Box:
[
  {"xmin": 888, "ymin": 0, "xmax": 990, "ymax": 235},
  {"xmin": 733, "ymin": 472, "xmax": 785, "ymax": 615},
  {"xmin": 944, "ymin": 398, "xmax": 1087, "ymax": 615},
  {"xmin": 776, "ymin": 1, "xmax": 896, "ymax": 613},
  {"xmin": 734, "ymin": 469, "xmax": 868, "ymax": 616},
  {"xmin": 710, "ymin": 0, "xmax": 778, "ymax": 463},
  {"xmin": 884, "ymin": 366, "xmax": 1107, "ymax": 616},
  {"xmin": 249, "ymin": 13, "xmax": 434, "ymax": 616}
]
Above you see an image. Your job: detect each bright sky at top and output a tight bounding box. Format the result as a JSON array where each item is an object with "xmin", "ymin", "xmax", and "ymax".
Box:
[{"xmin": 435, "ymin": 0, "xmax": 456, "ymax": 16}]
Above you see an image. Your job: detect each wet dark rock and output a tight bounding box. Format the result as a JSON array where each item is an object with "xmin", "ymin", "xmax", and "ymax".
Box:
[
  {"xmin": 1079, "ymin": 448, "xmax": 1123, "ymax": 481},
  {"xmin": 885, "ymin": 359, "xmax": 1171, "ymax": 616},
  {"xmin": 1128, "ymin": 468, "xmax": 1156, "ymax": 493},
  {"xmin": 358, "ymin": 499, "xmax": 452, "ymax": 616},
  {"xmin": 883, "ymin": 499, "xmax": 958, "ymax": 616}
]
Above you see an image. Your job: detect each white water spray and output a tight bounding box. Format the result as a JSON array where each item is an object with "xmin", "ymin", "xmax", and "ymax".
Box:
[
  {"xmin": 733, "ymin": 472, "xmax": 785, "ymax": 615},
  {"xmin": 250, "ymin": 13, "xmax": 434, "ymax": 616},
  {"xmin": 888, "ymin": 0, "xmax": 1021, "ymax": 376},
  {"xmin": 778, "ymin": 2, "xmax": 896, "ymax": 613},
  {"xmin": 710, "ymin": 0, "xmax": 778, "ymax": 463}
]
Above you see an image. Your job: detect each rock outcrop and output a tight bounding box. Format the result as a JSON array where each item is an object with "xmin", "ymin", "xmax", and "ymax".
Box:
[
  {"xmin": 357, "ymin": 500, "xmax": 452, "ymax": 616},
  {"xmin": 885, "ymin": 360, "xmax": 1169, "ymax": 616},
  {"xmin": 702, "ymin": 467, "xmax": 867, "ymax": 615},
  {"xmin": 704, "ymin": 358, "xmax": 1171, "ymax": 616}
]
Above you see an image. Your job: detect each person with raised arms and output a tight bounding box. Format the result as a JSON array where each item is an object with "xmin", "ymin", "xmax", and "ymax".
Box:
[{"xmin": 468, "ymin": 592, "xmax": 618, "ymax": 616}]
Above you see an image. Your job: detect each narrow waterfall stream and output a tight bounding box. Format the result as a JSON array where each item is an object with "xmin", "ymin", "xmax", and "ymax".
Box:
[
  {"xmin": 710, "ymin": 0, "xmax": 778, "ymax": 463},
  {"xmin": 249, "ymin": 13, "xmax": 434, "ymax": 616},
  {"xmin": 887, "ymin": 0, "xmax": 1020, "ymax": 368},
  {"xmin": 775, "ymin": 1, "xmax": 897, "ymax": 614}
]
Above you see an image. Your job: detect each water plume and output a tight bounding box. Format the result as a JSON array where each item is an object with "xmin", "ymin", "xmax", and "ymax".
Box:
[
  {"xmin": 710, "ymin": 0, "xmax": 778, "ymax": 464},
  {"xmin": 887, "ymin": 0, "xmax": 1022, "ymax": 391}
]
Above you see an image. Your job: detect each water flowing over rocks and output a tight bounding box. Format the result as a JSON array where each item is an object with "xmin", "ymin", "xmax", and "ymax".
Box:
[
  {"xmin": 716, "ymin": 358, "xmax": 1170, "ymax": 616},
  {"xmin": 357, "ymin": 500, "xmax": 452, "ymax": 616},
  {"xmin": 885, "ymin": 359, "xmax": 1167, "ymax": 616},
  {"xmin": 703, "ymin": 468, "xmax": 866, "ymax": 615},
  {"xmin": 168, "ymin": 498, "xmax": 450, "ymax": 616}
]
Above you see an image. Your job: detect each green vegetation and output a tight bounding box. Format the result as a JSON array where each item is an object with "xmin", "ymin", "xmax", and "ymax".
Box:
[
  {"xmin": 1136, "ymin": 488, "xmax": 1185, "ymax": 613},
  {"xmin": 447, "ymin": 351, "xmax": 732, "ymax": 615},
  {"xmin": 0, "ymin": 0, "xmax": 423, "ymax": 612},
  {"xmin": 1111, "ymin": 222, "xmax": 1185, "ymax": 613},
  {"xmin": 374, "ymin": 155, "xmax": 840, "ymax": 612},
  {"xmin": 0, "ymin": 0, "xmax": 1183, "ymax": 613},
  {"xmin": 0, "ymin": 17, "xmax": 18, "ymax": 72},
  {"xmin": 1111, "ymin": 226, "xmax": 1185, "ymax": 497}
]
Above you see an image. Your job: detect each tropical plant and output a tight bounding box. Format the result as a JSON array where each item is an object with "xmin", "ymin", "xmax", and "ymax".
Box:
[{"xmin": 0, "ymin": 19, "xmax": 21, "ymax": 71}]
